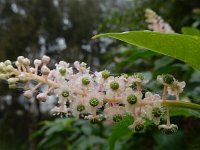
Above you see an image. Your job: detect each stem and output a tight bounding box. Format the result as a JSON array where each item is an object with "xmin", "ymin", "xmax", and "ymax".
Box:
[
  {"xmin": 138, "ymin": 100, "xmax": 200, "ymax": 111},
  {"xmin": 176, "ymin": 93, "xmax": 179, "ymax": 101},
  {"xmin": 166, "ymin": 106, "xmax": 170, "ymax": 127},
  {"xmin": 162, "ymin": 85, "xmax": 167, "ymax": 100},
  {"xmin": 162, "ymin": 100, "xmax": 200, "ymax": 111},
  {"xmin": 25, "ymin": 73, "xmax": 59, "ymax": 88}
]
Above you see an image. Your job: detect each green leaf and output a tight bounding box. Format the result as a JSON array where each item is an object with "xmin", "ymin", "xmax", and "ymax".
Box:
[
  {"xmin": 162, "ymin": 100, "xmax": 200, "ymax": 111},
  {"xmin": 169, "ymin": 107, "xmax": 200, "ymax": 118},
  {"xmin": 109, "ymin": 115, "xmax": 134, "ymax": 150},
  {"xmin": 181, "ymin": 27, "xmax": 200, "ymax": 36},
  {"xmin": 92, "ymin": 31, "xmax": 200, "ymax": 69},
  {"xmin": 161, "ymin": 101, "xmax": 200, "ymax": 118}
]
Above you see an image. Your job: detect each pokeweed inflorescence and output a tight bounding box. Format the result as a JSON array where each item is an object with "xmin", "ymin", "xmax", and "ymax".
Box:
[{"xmin": 0, "ymin": 56, "xmax": 186, "ymax": 134}]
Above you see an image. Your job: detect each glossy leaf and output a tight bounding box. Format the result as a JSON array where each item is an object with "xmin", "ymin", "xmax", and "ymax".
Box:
[{"xmin": 93, "ymin": 31, "xmax": 200, "ymax": 69}]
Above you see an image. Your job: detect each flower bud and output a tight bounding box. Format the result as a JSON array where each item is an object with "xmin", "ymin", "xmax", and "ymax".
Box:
[
  {"xmin": 17, "ymin": 56, "xmax": 25, "ymax": 64},
  {"xmin": 23, "ymin": 58, "xmax": 30, "ymax": 66},
  {"xmin": 4, "ymin": 60, "xmax": 12, "ymax": 66},
  {"xmin": 15, "ymin": 61, "xmax": 20, "ymax": 67},
  {"xmin": 41, "ymin": 65, "xmax": 50, "ymax": 75},
  {"xmin": 59, "ymin": 68, "xmax": 66, "ymax": 76},
  {"xmin": 102, "ymin": 70, "xmax": 110, "ymax": 79},
  {"xmin": 37, "ymin": 93, "xmax": 47, "ymax": 102},
  {"xmin": 34, "ymin": 59, "xmax": 42, "ymax": 66},
  {"xmin": 110, "ymin": 81, "xmax": 119, "ymax": 90},
  {"xmin": 61, "ymin": 91, "xmax": 69, "ymax": 97},
  {"xmin": 127, "ymin": 94, "xmax": 137, "ymax": 104},
  {"xmin": 18, "ymin": 73, "xmax": 27, "ymax": 82},
  {"xmin": 0, "ymin": 74, "xmax": 7, "ymax": 80},
  {"xmin": 29, "ymin": 67, "xmax": 35, "ymax": 73},
  {"xmin": 5, "ymin": 65, "xmax": 14, "ymax": 72},
  {"xmin": 77, "ymin": 104, "xmax": 85, "ymax": 112},
  {"xmin": 89, "ymin": 97, "xmax": 99, "ymax": 107},
  {"xmin": 152, "ymin": 107, "xmax": 162, "ymax": 118},
  {"xmin": 42, "ymin": 55, "xmax": 50, "ymax": 65},
  {"xmin": 24, "ymin": 90, "xmax": 33, "ymax": 99},
  {"xmin": 113, "ymin": 114, "xmax": 123, "ymax": 122},
  {"xmin": 7, "ymin": 78, "xmax": 19, "ymax": 84},
  {"xmin": 82, "ymin": 77, "xmax": 90, "ymax": 85},
  {"xmin": 0, "ymin": 62, "xmax": 6, "ymax": 71}
]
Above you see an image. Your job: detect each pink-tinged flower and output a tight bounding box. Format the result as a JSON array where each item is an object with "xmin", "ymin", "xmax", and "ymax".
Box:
[
  {"xmin": 167, "ymin": 80, "xmax": 186, "ymax": 96},
  {"xmin": 51, "ymin": 105, "xmax": 70, "ymax": 117},
  {"xmin": 104, "ymin": 105, "xmax": 125, "ymax": 124},
  {"xmin": 74, "ymin": 61, "xmax": 90, "ymax": 74},
  {"xmin": 145, "ymin": 9, "xmax": 174, "ymax": 33},
  {"xmin": 143, "ymin": 92, "xmax": 161, "ymax": 102},
  {"xmin": 123, "ymin": 88, "xmax": 142, "ymax": 114},
  {"xmin": 129, "ymin": 117, "xmax": 145, "ymax": 132}
]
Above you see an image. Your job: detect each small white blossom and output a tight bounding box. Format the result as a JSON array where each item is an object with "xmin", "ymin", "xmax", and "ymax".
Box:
[{"xmin": 167, "ymin": 80, "xmax": 186, "ymax": 96}]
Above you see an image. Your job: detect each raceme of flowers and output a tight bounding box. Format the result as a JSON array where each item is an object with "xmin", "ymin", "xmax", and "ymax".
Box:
[
  {"xmin": 145, "ymin": 9, "xmax": 175, "ymax": 33},
  {"xmin": 0, "ymin": 56, "xmax": 186, "ymax": 134}
]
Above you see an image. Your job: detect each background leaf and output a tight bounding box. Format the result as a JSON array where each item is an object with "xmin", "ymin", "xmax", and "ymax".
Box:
[
  {"xmin": 169, "ymin": 107, "xmax": 200, "ymax": 118},
  {"xmin": 181, "ymin": 27, "xmax": 200, "ymax": 36},
  {"xmin": 109, "ymin": 115, "xmax": 134, "ymax": 150},
  {"xmin": 93, "ymin": 31, "xmax": 200, "ymax": 70}
]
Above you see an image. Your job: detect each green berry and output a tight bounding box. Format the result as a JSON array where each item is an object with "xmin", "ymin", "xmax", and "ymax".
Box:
[
  {"xmin": 134, "ymin": 73, "xmax": 144, "ymax": 80},
  {"xmin": 127, "ymin": 94, "xmax": 137, "ymax": 104},
  {"xmin": 62, "ymin": 91, "xmax": 69, "ymax": 97},
  {"xmin": 77, "ymin": 104, "xmax": 85, "ymax": 112},
  {"xmin": 163, "ymin": 126, "xmax": 178, "ymax": 135},
  {"xmin": 89, "ymin": 97, "xmax": 99, "ymax": 107},
  {"xmin": 110, "ymin": 81, "xmax": 119, "ymax": 90},
  {"xmin": 59, "ymin": 68, "xmax": 66, "ymax": 76},
  {"xmin": 102, "ymin": 70, "xmax": 110, "ymax": 79},
  {"xmin": 113, "ymin": 114, "xmax": 123, "ymax": 122},
  {"xmin": 163, "ymin": 74, "xmax": 174, "ymax": 84},
  {"xmin": 82, "ymin": 77, "xmax": 90, "ymax": 85},
  {"xmin": 159, "ymin": 124, "xmax": 178, "ymax": 135},
  {"xmin": 152, "ymin": 107, "xmax": 162, "ymax": 118},
  {"xmin": 135, "ymin": 124, "xmax": 144, "ymax": 132}
]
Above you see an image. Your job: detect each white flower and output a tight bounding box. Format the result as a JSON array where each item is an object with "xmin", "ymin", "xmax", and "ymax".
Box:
[
  {"xmin": 104, "ymin": 105, "xmax": 125, "ymax": 123},
  {"xmin": 74, "ymin": 61, "xmax": 90, "ymax": 74},
  {"xmin": 167, "ymin": 80, "xmax": 186, "ymax": 96},
  {"xmin": 129, "ymin": 117, "xmax": 145, "ymax": 132},
  {"xmin": 143, "ymin": 92, "xmax": 161, "ymax": 102},
  {"xmin": 51, "ymin": 105, "xmax": 70, "ymax": 117},
  {"xmin": 141, "ymin": 103, "xmax": 163, "ymax": 125},
  {"xmin": 123, "ymin": 89, "xmax": 142, "ymax": 114}
]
